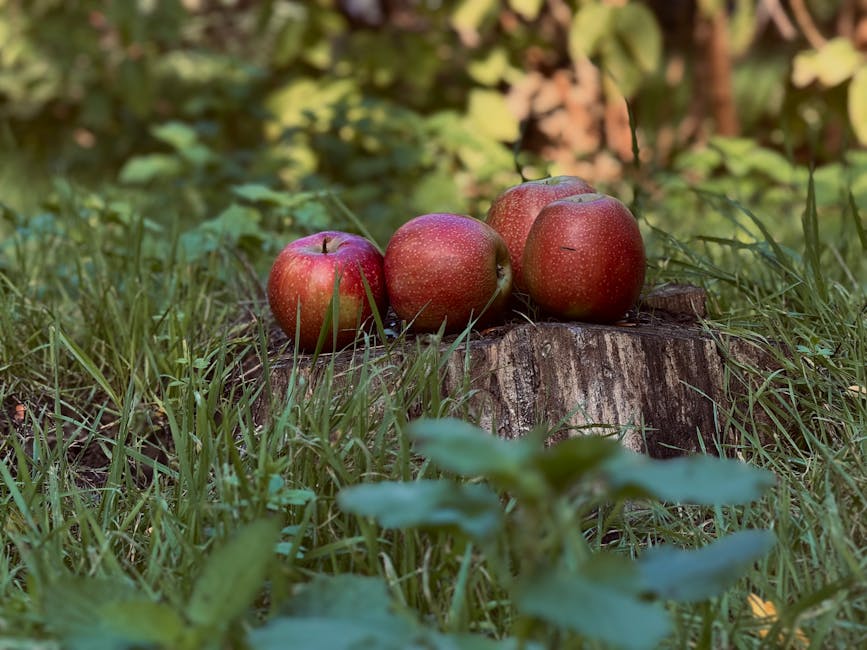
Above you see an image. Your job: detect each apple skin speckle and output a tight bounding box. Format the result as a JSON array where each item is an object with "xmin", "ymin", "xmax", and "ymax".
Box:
[
  {"xmin": 486, "ymin": 175, "xmax": 595, "ymax": 291},
  {"xmin": 522, "ymin": 194, "xmax": 646, "ymax": 323},
  {"xmin": 384, "ymin": 213, "xmax": 512, "ymax": 332}
]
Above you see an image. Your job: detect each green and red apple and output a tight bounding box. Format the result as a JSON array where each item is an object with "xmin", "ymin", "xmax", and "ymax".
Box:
[
  {"xmin": 384, "ymin": 213, "xmax": 512, "ymax": 332},
  {"xmin": 486, "ymin": 175, "xmax": 595, "ymax": 290},
  {"xmin": 522, "ymin": 193, "xmax": 645, "ymax": 323},
  {"xmin": 267, "ymin": 231, "xmax": 387, "ymax": 351}
]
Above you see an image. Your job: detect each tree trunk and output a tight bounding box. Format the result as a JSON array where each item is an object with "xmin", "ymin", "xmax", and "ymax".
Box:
[{"xmin": 694, "ymin": 6, "xmax": 740, "ymax": 136}]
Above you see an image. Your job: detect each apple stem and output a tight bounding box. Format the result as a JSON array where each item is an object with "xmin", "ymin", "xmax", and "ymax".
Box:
[{"xmin": 322, "ymin": 238, "xmax": 329, "ymax": 254}]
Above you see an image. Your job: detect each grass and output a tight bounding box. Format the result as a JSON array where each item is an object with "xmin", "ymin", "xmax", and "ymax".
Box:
[{"xmin": 0, "ymin": 174, "xmax": 865, "ymax": 648}]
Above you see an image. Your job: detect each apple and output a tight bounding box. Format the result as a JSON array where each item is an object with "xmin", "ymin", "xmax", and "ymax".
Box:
[
  {"xmin": 522, "ymin": 193, "xmax": 645, "ymax": 323},
  {"xmin": 267, "ymin": 231, "xmax": 387, "ymax": 351},
  {"xmin": 384, "ymin": 213, "xmax": 513, "ymax": 333},
  {"xmin": 486, "ymin": 175, "xmax": 595, "ymax": 290}
]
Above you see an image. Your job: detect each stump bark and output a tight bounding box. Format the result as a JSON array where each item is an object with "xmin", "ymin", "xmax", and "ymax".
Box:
[{"xmin": 255, "ymin": 285, "xmax": 776, "ymax": 458}]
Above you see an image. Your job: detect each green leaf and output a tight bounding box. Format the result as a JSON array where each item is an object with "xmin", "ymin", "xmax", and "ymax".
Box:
[
  {"xmin": 710, "ymin": 136, "xmax": 758, "ymax": 177},
  {"xmin": 849, "ymin": 66, "xmax": 867, "ymax": 146},
  {"xmin": 253, "ymin": 574, "xmax": 543, "ymax": 650},
  {"xmin": 602, "ymin": 453, "xmax": 776, "ymax": 505},
  {"xmin": 532, "ymin": 435, "xmax": 622, "ymax": 493},
  {"xmin": 614, "ymin": 3, "xmax": 662, "ymax": 74},
  {"xmin": 43, "ymin": 578, "xmax": 186, "ymax": 650},
  {"xmin": 742, "ymin": 146, "xmax": 796, "ymax": 184},
  {"xmin": 569, "ymin": 3, "xmax": 615, "ymax": 59},
  {"xmin": 515, "ymin": 563, "xmax": 671, "ymax": 650},
  {"xmin": 444, "ymin": 636, "xmax": 545, "ymax": 650},
  {"xmin": 337, "ymin": 479, "xmax": 503, "ymax": 541},
  {"xmin": 178, "ymin": 203, "xmax": 264, "ymax": 260},
  {"xmin": 202, "ymin": 203, "xmax": 264, "ymax": 239},
  {"xmin": 407, "ymin": 418, "xmax": 537, "ymax": 485},
  {"xmin": 252, "ymin": 575, "xmax": 418, "ymax": 649},
  {"xmin": 231, "ymin": 183, "xmax": 316, "ymax": 207},
  {"xmin": 639, "ymin": 529, "xmax": 776, "ymax": 602},
  {"xmin": 178, "ymin": 143, "xmax": 216, "ymax": 167},
  {"xmin": 267, "ymin": 475, "xmax": 315, "ymax": 509},
  {"xmin": 272, "ymin": 12, "xmax": 308, "ymax": 66},
  {"xmin": 250, "ymin": 618, "xmax": 415, "ymax": 650},
  {"xmin": 186, "ymin": 518, "xmax": 281, "ymax": 630},
  {"xmin": 599, "ymin": 37, "xmax": 644, "ymax": 97},
  {"xmin": 118, "ymin": 154, "xmax": 183, "ymax": 184},
  {"xmin": 281, "ymin": 574, "xmax": 406, "ymax": 623},
  {"xmin": 151, "ymin": 121, "xmax": 200, "ymax": 150}
]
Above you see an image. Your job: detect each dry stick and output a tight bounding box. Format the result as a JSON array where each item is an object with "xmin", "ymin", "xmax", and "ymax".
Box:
[
  {"xmin": 757, "ymin": 0, "xmax": 797, "ymax": 41},
  {"xmin": 836, "ymin": 0, "xmax": 857, "ymax": 39}
]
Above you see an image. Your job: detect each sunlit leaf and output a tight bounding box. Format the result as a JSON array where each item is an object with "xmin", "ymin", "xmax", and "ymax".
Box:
[
  {"xmin": 452, "ymin": 0, "xmax": 498, "ymax": 34},
  {"xmin": 186, "ymin": 518, "xmax": 281, "ymax": 630},
  {"xmin": 466, "ymin": 89, "xmax": 519, "ymax": 141},
  {"xmin": 569, "ymin": 3, "xmax": 614, "ymax": 59},
  {"xmin": 509, "ymin": 0, "xmax": 543, "ymax": 21},
  {"xmin": 602, "ymin": 452, "xmax": 776, "ymax": 505},
  {"xmin": 468, "ymin": 48, "xmax": 515, "ymax": 86},
  {"xmin": 272, "ymin": 11, "xmax": 308, "ymax": 66},
  {"xmin": 337, "ymin": 479, "xmax": 503, "ymax": 541},
  {"xmin": 792, "ymin": 38, "xmax": 863, "ymax": 88},
  {"xmin": 639, "ymin": 529, "xmax": 775, "ymax": 601},
  {"xmin": 265, "ymin": 77, "xmax": 356, "ymax": 134},
  {"xmin": 849, "ymin": 66, "xmax": 867, "ymax": 146}
]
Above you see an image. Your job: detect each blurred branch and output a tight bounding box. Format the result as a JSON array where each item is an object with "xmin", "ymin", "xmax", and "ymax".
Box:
[
  {"xmin": 756, "ymin": 0, "xmax": 797, "ymax": 41},
  {"xmin": 836, "ymin": 0, "xmax": 857, "ymax": 39},
  {"xmin": 789, "ymin": 0, "xmax": 828, "ymax": 49}
]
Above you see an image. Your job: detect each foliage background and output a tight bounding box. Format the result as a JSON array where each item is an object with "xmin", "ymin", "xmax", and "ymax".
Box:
[{"xmin": 1, "ymin": 0, "xmax": 865, "ymax": 251}]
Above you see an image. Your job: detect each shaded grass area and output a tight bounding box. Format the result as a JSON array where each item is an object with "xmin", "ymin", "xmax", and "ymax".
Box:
[{"xmin": 1, "ymin": 179, "xmax": 865, "ymax": 647}]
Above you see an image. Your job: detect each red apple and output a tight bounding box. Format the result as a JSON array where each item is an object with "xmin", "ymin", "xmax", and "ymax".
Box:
[
  {"xmin": 267, "ymin": 231, "xmax": 386, "ymax": 351},
  {"xmin": 522, "ymin": 193, "xmax": 645, "ymax": 323},
  {"xmin": 486, "ymin": 175, "xmax": 595, "ymax": 290},
  {"xmin": 384, "ymin": 213, "xmax": 512, "ymax": 333}
]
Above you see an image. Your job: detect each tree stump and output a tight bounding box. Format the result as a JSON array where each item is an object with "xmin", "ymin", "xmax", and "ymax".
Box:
[{"xmin": 255, "ymin": 285, "xmax": 776, "ymax": 458}]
